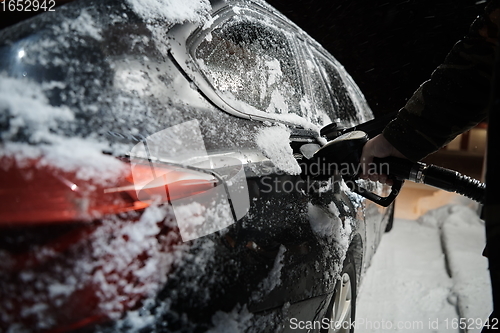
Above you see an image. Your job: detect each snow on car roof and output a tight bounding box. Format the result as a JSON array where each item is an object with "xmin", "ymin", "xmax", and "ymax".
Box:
[{"xmin": 126, "ymin": 0, "xmax": 212, "ymax": 24}]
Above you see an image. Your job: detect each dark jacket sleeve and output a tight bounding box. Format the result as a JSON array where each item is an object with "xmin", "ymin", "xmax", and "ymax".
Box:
[{"xmin": 383, "ymin": 0, "xmax": 500, "ymax": 162}]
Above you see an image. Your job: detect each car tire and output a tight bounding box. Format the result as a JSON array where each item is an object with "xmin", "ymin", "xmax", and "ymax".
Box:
[
  {"xmin": 321, "ymin": 251, "xmax": 357, "ymax": 333},
  {"xmin": 384, "ymin": 203, "xmax": 395, "ymax": 232}
]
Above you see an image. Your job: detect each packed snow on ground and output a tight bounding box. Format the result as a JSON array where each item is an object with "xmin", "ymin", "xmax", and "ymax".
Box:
[
  {"xmin": 425, "ymin": 204, "xmax": 492, "ymax": 331},
  {"xmin": 357, "ymin": 202, "xmax": 492, "ymax": 333}
]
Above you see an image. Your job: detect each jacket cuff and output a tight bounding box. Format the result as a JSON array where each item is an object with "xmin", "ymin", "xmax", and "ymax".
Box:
[{"xmin": 382, "ymin": 110, "xmax": 442, "ymax": 162}]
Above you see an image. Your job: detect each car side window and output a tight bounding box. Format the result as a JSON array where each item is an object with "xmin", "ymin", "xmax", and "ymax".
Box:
[
  {"xmin": 310, "ymin": 49, "xmax": 358, "ymax": 126},
  {"xmin": 302, "ymin": 56, "xmax": 336, "ymax": 124},
  {"xmin": 194, "ymin": 16, "xmax": 303, "ymax": 116}
]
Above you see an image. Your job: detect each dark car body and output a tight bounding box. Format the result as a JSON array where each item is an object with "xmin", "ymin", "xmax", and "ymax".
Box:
[{"xmin": 0, "ymin": 0, "xmax": 392, "ymax": 331}]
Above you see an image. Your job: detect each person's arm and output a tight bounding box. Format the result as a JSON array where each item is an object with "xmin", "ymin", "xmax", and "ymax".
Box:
[{"xmin": 361, "ymin": 0, "xmax": 500, "ymax": 181}]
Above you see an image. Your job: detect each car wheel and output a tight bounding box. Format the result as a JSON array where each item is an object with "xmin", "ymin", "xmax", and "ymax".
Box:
[
  {"xmin": 385, "ymin": 203, "xmax": 395, "ymax": 232},
  {"xmin": 322, "ymin": 251, "xmax": 356, "ymax": 333}
]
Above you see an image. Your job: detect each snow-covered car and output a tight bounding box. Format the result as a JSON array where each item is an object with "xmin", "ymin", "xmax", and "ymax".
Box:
[{"xmin": 0, "ymin": 0, "xmax": 393, "ymax": 332}]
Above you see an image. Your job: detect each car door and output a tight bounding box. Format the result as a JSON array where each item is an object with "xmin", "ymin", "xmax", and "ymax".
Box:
[
  {"xmin": 167, "ymin": 0, "xmax": 368, "ymax": 314},
  {"xmin": 166, "ymin": 3, "xmax": 366, "ymax": 311}
]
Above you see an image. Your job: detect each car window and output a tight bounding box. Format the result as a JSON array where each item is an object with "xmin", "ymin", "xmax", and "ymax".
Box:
[
  {"xmin": 302, "ymin": 55, "xmax": 336, "ymax": 124},
  {"xmin": 310, "ymin": 49, "xmax": 359, "ymax": 126},
  {"xmin": 193, "ymin": 15, "xmax": 304, "ymax": 116}
]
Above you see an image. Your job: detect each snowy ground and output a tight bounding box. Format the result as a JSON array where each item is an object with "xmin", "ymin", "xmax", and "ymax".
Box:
[{"xmin": 357, "ymin": 203, "xmax": 492, "ymax": 333}]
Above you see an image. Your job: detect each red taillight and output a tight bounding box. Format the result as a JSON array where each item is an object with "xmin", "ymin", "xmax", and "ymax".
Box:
[
  {"xmin": 0, "ymin": 156, "xmax": 218, "ymax": 332},
  {"xmin": 0, "ymin": 158, "xmax": 217, "ymax": 225},
  {"xmin": 106, "ymin": 162, "xmax": 218, "ymax": 207}
]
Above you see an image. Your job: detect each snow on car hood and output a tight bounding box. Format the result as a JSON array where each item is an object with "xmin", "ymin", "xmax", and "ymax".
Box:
[
  {"xmin": 0, "ymin": 74, "xmax": 129, "ymax": 182},
  {"xmin": 0, "ymin": 0, "xmax": 218, "ymax": 183},
  {"xmin": 255, "ymin": 125, "xmax": 301, "ymax": 175},
  {"xmin": 126, "ymin": 0, "xmax": 211, "ymax": 24},
  {"xmin": 308, "ymin": 201, "xmax": 354, "ymax": 268}
]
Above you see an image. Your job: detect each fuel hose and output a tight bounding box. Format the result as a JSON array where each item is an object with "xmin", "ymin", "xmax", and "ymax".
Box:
[{"xmin": 374, "ymin": 157, "xmax": 486, "ymax": 204}]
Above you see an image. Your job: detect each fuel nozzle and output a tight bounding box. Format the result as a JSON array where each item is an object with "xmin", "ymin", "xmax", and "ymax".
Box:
[
  {"xmin": 302, "ymin": 131, "xmax": 368, "ymax": 179},
  {"xmin": 306, "ymin": 129, "xmax": 486, "ymax": 205},
  {"xmin": 314, "ymin": 131, "xmax": 369, "ymax": 169},
  {"xmin": 301, "ymin": 130, "xmax": 403, "ymax": 207}
]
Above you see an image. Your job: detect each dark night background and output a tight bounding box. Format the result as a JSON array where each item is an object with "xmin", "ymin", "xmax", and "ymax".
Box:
[
  {"xmin": 1, "ymin": 0, "xmax": 487, "ymax": 118},
  {"xmin": 266, "ymin": 0, "xmax": 485, "ymax": 118}
]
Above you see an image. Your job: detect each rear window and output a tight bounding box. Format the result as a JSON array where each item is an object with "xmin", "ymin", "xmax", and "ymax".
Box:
[
  {"xmin": 194, "ymin": 15, "xmax": 304, "ymax": 116},
  {"xmin": 310, "ymin": 49, "xmax": 358, "ymax": 125}
]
